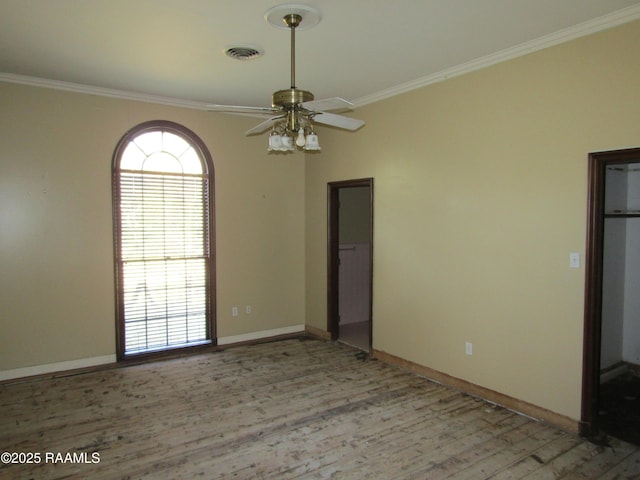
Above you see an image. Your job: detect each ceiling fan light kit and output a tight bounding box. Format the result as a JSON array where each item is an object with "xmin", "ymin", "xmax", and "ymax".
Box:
[{"xmin": 208, "ymin": 3, "xmax": 365, "ymax": 154}]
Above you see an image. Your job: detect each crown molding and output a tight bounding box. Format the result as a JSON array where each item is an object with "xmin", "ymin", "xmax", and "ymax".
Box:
[
  {"xmin": 2, "ymin": 5, "xmax": 639, "ymax": 111},
  {"xmin": 0, "ymin": 72, "xmax": 210, "ymax": 110},
  {"xmin": 352, "ymin": 4, "xmax": 640, "ymax": 108}
]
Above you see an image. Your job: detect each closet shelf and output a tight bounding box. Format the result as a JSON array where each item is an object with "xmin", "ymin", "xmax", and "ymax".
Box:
[
  {"xmin": 605, "ymin": 210, "xmax": 640, "ymax": 218},
  {"xmin": 606, "ymin": 166, "xmax": 640, "ymax": 172}
]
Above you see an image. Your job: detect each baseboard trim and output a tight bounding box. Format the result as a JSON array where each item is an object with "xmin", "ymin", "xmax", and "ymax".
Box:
[
  {"xmin": 305, "ymin": 324, "xmax": 332, "ymax": 340},
  {"xmin": 0, "ymin": 325, "xmax": 307, "ymax": 384},
  {"xmin": 600, "ymin": 362, "xmax": 628, "ymax": 383},
  {"xmin": 0, "ymin": 354, "xmax": 117, "ymax": 383},
  {"xmin": 372, "ymin": 348, "xmax": 579, "ymax": 434},
  {"xmin": 600, "ymin": 361, "xmax": 640, "ymax": 383},
  {"xmin": 218, "ymin": 325, "xmax": 305, "ymax": 346}
]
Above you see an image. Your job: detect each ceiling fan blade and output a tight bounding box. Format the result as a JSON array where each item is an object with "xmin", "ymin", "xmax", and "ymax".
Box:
[
  {"xmin": 245, "ymin": 116, "xmax": 284, "ymax": 136},
  {"xmin": 206, "ymin": 104, "xmax": 279, "ymax": 116},
  {"xmin": 312, "ymin": 112, "xmax": 365, "ymax": 131},
  {"xmin": 303, "ymin": 97, "xmax": 354, "ymax": 112}
]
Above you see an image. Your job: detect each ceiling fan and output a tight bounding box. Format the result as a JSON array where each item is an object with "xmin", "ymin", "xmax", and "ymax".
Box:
[{"xmin": 206, "ymin": 4, "xmax": 365, "ymax": 152}]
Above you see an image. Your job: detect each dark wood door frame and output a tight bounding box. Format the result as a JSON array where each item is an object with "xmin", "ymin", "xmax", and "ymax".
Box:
[
  {"xmin": 581, "ymin": 147, "xmax": 640, "ymax": 437},
  {"xmin": 327, "ymin": 178, "xmax": 374, "ymax": 345}
]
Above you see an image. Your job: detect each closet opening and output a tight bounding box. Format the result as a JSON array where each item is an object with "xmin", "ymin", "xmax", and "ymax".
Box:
[{"xmin": 582, "ymin": 147, "xmax": 640, "ymax": 445}]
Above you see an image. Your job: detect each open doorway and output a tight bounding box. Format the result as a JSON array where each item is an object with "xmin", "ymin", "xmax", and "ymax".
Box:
[
  {"xmin": 327, "ymin": 179, "xmax": 373, "ymax": 352},
  {"xmin": 582, "ymin": 147, "xmax": 640, "ymax": 444}
]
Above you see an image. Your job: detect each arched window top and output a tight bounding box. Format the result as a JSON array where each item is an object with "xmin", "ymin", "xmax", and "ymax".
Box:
[
  {"xmin": 115, "ymin": 120, "xmax": 213, "ymax": 176},
  {"xmin": 112, "ymin": 120, "xmax": 215, "ymax": 359}
]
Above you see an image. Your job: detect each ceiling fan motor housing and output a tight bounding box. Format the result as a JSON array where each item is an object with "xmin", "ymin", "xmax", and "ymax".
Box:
[{"xmin": 272, "ymin": 88, "xmax": 314, "ymax": 108}]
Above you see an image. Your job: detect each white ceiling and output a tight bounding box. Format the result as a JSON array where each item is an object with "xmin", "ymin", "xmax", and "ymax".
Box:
[{"xmin": 1, "ymin": 0, "xmax": 640, "ymax": 109}]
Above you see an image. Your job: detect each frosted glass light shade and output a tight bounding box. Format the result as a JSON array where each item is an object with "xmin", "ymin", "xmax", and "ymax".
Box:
[
  {"xmin": 268, "ymin": 132, "xmax": 282, "ymax": 151},
  {"xmin": 281, "ymin": 135, "xmax": 294, "ymax": 151},
  {"xmin": 304, "ymin": 132, "xmax": 321, "ymax": 151}
]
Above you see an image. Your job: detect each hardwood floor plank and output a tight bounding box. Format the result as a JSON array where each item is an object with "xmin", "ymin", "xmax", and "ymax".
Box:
[
  {"xmin": 515, "ymin": 439, "xmax": 619, "ymax": 479},
  {"xmin": 1, "ymin": 338, "xmax": 639, "ymax": 480},
  {"xmin": 488, "ymin": 433, "xmax": 584, "ymax": 480},
  {"xmin": 566, "ymin": 437, "xmax": 639, "ymax": 479},
  {"xmin": 595, "ymin": 449, "xmax": 640, "ymax": 480}
]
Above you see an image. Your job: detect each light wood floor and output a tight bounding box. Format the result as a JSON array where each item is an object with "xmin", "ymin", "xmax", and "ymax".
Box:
[{"xmin": 1, "ymin": 338, "xmax": 639, "ymax": 479}]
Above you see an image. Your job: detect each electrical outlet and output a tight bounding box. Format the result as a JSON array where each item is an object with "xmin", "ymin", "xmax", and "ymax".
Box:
[
  {"xmin": 245, "ymin": 305, "xmax": 252, "ymax": 314},
  {"xmin": 465, "ymin": 342, "xmax": 473, "ymax": 356}
]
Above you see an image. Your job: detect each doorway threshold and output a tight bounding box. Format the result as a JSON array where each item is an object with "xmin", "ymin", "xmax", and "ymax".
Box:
[{"xmin": 338, "ymin": 321, "xmax": 370, "ymax": 352}]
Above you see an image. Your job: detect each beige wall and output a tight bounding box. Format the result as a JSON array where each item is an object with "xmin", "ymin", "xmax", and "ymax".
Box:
[
  {"xmin": 0, "ymin": 83, "xmax": 306, "ymax": 371},
  {"xmin": 305, "ymin": 20, "xmax": 640, "ymax": 421}
]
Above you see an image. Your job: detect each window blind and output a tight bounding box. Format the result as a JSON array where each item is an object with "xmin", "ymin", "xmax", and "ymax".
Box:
[{"xmin": 117, "ymin": 170, "xmax": 211, "ymax": 354}]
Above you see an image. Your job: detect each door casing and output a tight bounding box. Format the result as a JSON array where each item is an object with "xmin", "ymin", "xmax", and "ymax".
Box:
[{"xmin": 581, "ymin": 147, "xmax": 640, "ymax": 437}]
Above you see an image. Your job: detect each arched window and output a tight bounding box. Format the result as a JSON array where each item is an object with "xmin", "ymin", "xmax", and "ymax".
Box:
[{"xmin": 112, "ymin": 121, "xmax": 215, "ymax": 359}]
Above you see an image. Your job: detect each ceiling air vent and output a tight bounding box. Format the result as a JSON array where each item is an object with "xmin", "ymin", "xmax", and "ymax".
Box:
[{"xmin": 224, "ymin": 45, "xmax": 263, "ymax": 61}]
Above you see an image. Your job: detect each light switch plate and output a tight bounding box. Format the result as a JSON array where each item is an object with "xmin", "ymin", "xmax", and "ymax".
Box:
[{"xmin": 569, "ymin": 252, "xmax": 580, "ymax": 269}]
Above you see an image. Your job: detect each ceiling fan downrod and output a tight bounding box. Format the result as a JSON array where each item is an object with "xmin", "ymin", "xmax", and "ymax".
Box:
[
  {"xmin": 284, "ymin": 13, "xmax": 301, "ymax": 89},
  {"xmin": 272, "ymin": 13, "xmax": 314, "ymax": 111}
]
